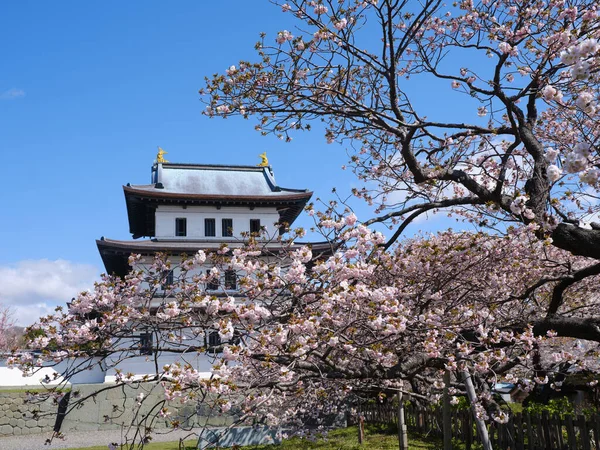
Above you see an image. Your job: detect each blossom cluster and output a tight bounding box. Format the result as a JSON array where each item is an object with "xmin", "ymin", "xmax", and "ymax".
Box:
[{"xmin": 12, "ymin": 216, "xmax": 600, "ymax": 436}]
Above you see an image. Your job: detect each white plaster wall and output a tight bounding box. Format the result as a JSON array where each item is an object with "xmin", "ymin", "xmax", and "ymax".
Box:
[
  {"xmin": 105, "ymin": 330, "xmax": 217, "ymax": 382},
  {"xmin": 0, "ymin": 358, "xmax": 105, "ymax": 386},
  {"xmin": 108, "ymin": 252, "xmax": 289, "ymax": 382},
  {"xmin": 0, "ymin": 334, "xmax": 216, "ymax": 387},
  {"xmin": 133, "ymin": 261, "xmax": 245, "ymax": 297},
  {"xmin": 154, "ymin": 205, "xmax": 280, "ymax": 239},
  {"xmin": 0, "ymin": 357, "xmax": 213, "ymax": 387},
  {"xmin": 0, "ymin": 362, "xmax": 65, "ymax": 387},
  {"xmin": 105, "ymin": 354, "xmax": 213, "ymax": 382}
]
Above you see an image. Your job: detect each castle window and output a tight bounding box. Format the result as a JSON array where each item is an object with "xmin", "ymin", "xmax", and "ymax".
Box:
[
  {"xmin": 139, "ymin": 333, "xmax": 153, "ymax": 356},
  {"xmin": 206, "ymin": 270, "xmax": 219, "ymax": 290},
  {"xmin": 250, "ymin": 219, "xmax": 261, "ymax": 234},
  {"xmin": 175, "ymin": 218, "xmax": 187, "ymax": 237},
  {"xmin": 205, "ymin": 330, "xmax": 240, "ymax": 352},
  {"xmin": 222, "ymin": 218, "xmax": 233, "ymax": 237},
  {"xmin": 224, "ymin": 270, "xmax": 237, "ymax": 290},
  {"xmin": 161, "ymin": 270, "xmax": 174, "ymax": 289},
  {"xmin": 205, "ymin": 218, "xmax": 216, "ymax": 237},
  {"xmin": 206, "ymin": 331, "xmax": 221, "ymax": 350}
]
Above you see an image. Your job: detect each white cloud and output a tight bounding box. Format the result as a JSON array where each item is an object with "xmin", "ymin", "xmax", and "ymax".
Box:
[
  {"xmin": 0, "ymin": 260, "xmax": 99, "ymax": 326},
  {"xmin": 0, "ymin": 88, "xmax": 25, "ymax": 100},
  {"xmin": 11, "ymin": 303, "xmax": 59, "ymax": 328}
]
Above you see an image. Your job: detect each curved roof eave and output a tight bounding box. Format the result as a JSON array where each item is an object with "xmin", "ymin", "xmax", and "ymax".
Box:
[
  {"xmin": 123, "ymin": 185, "xmax": 313, "ymax": 204},
  {"xmin": 123, "ymin": 186, "xmax": 312, "ymax": 239}
]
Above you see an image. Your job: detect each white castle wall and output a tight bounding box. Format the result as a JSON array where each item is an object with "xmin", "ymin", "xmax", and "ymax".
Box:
[
  {"xmin": 0, "ymin": 362, "xmax": 64, "ymax": 387},
  {"xmin": 154, "ymin": 205, "xmax": 280, "ymax": 239}
]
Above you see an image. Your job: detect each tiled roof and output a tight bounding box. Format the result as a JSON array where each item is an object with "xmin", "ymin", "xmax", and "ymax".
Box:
[
  {"xmin": 124, "ymin": 163, "xmax": 312, "ymax": 238},
  {"xmin": 143, "ymin": 163, "xmax": 309, "ymax": 197}
]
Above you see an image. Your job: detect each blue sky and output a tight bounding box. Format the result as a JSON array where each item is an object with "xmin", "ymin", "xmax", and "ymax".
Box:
[{"xmin": 0, "ymin": 1, "xmax": 465, "ymax": 324}]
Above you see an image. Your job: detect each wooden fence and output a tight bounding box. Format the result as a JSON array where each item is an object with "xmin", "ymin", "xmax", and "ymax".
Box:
[{"xmin": 360, "ymin": 402, "xmax": 600, "ymax": 450}]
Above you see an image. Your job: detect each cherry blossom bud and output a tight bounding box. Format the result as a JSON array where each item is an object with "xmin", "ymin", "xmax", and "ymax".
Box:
[
  {"xmin": 498, "ymin": 42, "xmax": 518, "ymax": 55},
  {"xmin": 276, "ymin": 30, "xmax": 293, "ymax": 45},
  {"xmin": 541, "ymin": 85, "xmax": 563, "ymax": 102},
  {"xmin": 544, "ymin": 148, "xmax": 559, "ymax": 162},
  {"xmin": 334, "ymin": 18, "xmax": 348, "ymax": 30},
  {"xmin": 575, "ymin": 92, "xmax": 597, "ymax": 115},
  {"xmin": 313, "ymin": 4, "xmax": 328, "ymax": 15},
  {"xmin": 565, "ymin": 151, "xmax": 589, "ymax": 173},
  {"xmin": 580, "ymin": 168, "xmax": 600, "ymax": 185},
  {"xmin": 510, "ymin": 196, "xmax": 528, "ymax": 215},
  {"xmin": 546, "ymin": 164, "xmax": 562, "ymax": 182}
]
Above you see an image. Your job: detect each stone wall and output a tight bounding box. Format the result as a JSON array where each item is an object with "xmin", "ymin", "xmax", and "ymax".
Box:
[
  {"xmin": 0, "ymin": 389, "xmax": 56, "ymax": 436},
  {"xmin": 0, "ymin": 382, "xmax": 233, "ymax": 437}
]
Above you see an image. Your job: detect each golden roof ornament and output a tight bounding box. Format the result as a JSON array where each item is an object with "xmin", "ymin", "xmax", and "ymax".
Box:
[
  {"xmin": 157, "ymin": 147, "xmax": 169, "ymax": 163},
  {"xmin": 257, "ymin": 152, "xmax": 269, "ymax": 167}
]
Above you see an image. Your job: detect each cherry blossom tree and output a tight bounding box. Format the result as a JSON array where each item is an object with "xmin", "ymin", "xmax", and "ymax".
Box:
[
  {"xmin": 211, "ymin": 0, "xmax": 600, "ymax": 443},
  {"xmin": 0, "ymin": 303, "xmax": 18, "ymax": 352},
  {"xmin": 14, "ymin": 1, "xmax": 600, "ymax": 448},
  {"xmin": 207, "ymin": 0, "xmax": 599, "ymax": 229},
  {"xmin": 13, "ymin": 221, "xmax": 600, "ymax": 449},
  {"xmin": 203, "ymin": 0, "xmax": 600, "ymax": 331}
]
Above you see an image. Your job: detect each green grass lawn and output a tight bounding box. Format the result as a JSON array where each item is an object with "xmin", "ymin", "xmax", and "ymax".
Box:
[
  {"xmin": 68, "ymin": 424, "xmax": 441, "ymax": 449},
  {"xmin": 248, "ymin": 424, "xmax": 439, "ymax": 449}
]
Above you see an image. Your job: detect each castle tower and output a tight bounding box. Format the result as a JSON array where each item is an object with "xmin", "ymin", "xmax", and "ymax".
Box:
[
  {"xmin": 94, "ymin": 158, "xmax": 330, "ymax": 379},
  {"xmin": 97, "ymin": 161, "xmax": 314, "ymax": 276}
]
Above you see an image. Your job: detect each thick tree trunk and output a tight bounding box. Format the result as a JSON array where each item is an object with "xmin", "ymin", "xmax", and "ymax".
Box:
[
  {"xmin": 462, "ymin": 369, "xmax": 493, "ymax": 450},
  {"xmin": 552, "ymin": 223, "xmax": 600, "ymax": 259}
]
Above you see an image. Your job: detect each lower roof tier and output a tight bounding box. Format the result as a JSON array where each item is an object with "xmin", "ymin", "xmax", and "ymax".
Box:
[{"xmin": 97, "ymin": 237, "xmax": 335, "ymax": 277}]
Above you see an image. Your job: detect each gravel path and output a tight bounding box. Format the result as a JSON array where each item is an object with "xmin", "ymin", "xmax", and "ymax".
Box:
[{"xmin": 0, "ymin": 428, "xmax": 202, "ymax": 450}]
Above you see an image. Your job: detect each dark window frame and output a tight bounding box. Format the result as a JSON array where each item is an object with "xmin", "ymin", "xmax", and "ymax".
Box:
[
  {"xmin": 175, "ymin": 217, "xmax": 187, "ymax": 237},
  {"xmin": 205, "ymin": 218, "xmax": 216, "ymax": 237},
  {"xmin": 161, "ymin": 270, "xmax": 174, "ymax": 290},
  {"xmin": 139, "ymin": 333, "xmax": 153, "ymax": 356},
  {"xmin": 224, "ymin": 269, "xmax": 237, "ymax": 290},
  {"xmin": 206, "ymin": 269, "xmax": 219, "ymax": 290},
  {"xmin": 222, "ymin": 218, "xmax": 233, "ymax": 237},
  {"xmin": 250, "ymin": 219, "xmax": 261, "ymax": 234},
  {"xmin": 206, "ymin": 330, "xmax": 221, "ymax": 351}
]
